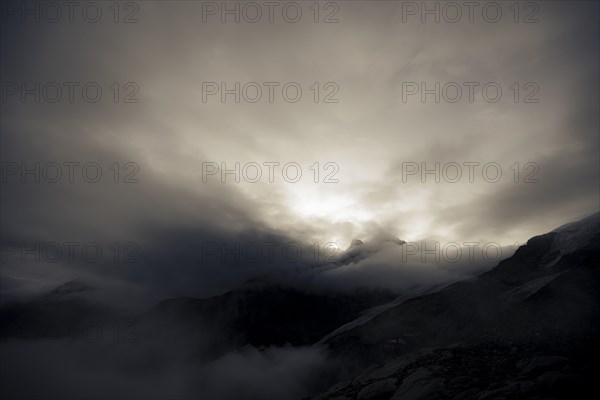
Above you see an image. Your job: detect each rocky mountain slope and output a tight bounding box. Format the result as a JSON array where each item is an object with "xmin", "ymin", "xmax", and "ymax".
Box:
[{"xmin": 311, "ymin": 213, "xmax": 600, "ymax": 400}]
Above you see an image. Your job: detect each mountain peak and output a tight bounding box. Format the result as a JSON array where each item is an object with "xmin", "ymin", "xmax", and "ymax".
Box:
[
  {"xmin": 550, "ymin": 212, "xmax": 600, "ymax": 255},
  {"xmin": 350, "ymin": 239, "xmax": 364, "ymax": 248}
]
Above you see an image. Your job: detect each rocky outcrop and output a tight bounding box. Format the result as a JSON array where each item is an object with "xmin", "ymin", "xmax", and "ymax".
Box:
[{"xmin": 312, "ymin": 213, "xmax": 600, "ymax": 399}]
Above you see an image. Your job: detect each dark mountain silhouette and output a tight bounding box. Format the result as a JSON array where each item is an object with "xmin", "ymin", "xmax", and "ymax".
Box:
[
  {"xmin": 144, "ymin": 279, "xmax": 396, "ymax": 360},
  {"xmin": 311, "ymin": 213, "xmax": 600, "ymax": 399},
  {"xmin": 1, "ymin": 214, "xmax": 598, "ymax": 399},
  {"xmin": 0, "ymin": 280, "xmax": 113, "ymax": 340}
]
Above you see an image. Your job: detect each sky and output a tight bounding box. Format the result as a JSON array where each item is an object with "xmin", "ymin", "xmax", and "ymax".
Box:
[{"xmin": 1, "ymin": 0, "xmax": 598, "ymax": 301}]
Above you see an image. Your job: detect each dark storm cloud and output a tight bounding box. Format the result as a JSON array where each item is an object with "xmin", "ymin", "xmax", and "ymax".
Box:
[{"xmin": 1, "ymin": 1, "xmax": 598, "ymax": 301}]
